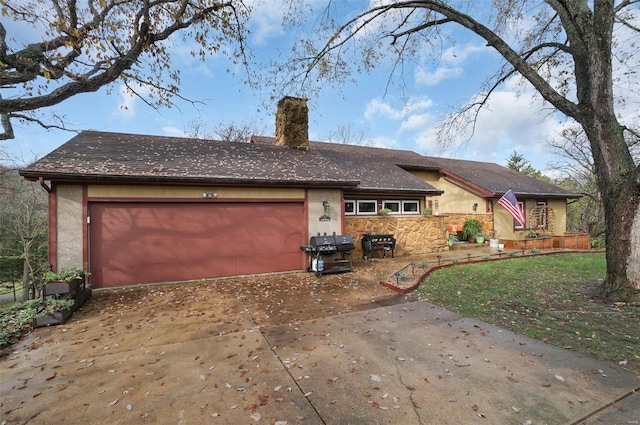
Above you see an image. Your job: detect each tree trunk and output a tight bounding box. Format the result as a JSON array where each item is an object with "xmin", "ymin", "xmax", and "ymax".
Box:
[
  {"xmin": 583, "ymin": 118, "xmax": 640, "ymax": 295},
  {"xmin": 601, "ymin": 176, "xmax": 640, "ymax": 295},
  {"xmin": 21, "ymin": 258, "xmax": 30, "ymax": 302},
  {"xmin": 570, "ymin": 2, "xmax": 640, "ymax": 296}
]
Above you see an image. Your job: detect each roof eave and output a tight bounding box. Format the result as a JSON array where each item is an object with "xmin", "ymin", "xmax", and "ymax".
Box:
[
  {"xmin": 19, "ymin": 171, "xmax": 361, "ymax": 188},
  {"xmin": 344, "ymin": 187, "xmax": 443, "ymax": 196},
  {"xmin": 441, "ymin": 171, "xmax": 494, "ymax": 197},
  {"xmin": 489, "ymin": 190, "xmax": 583, "ymax": 199}
]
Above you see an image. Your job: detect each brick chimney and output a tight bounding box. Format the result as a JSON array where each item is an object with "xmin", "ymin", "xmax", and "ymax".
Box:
[{"xmin": 275, "ymin": 96, "xmax": 309, "ymax": 150}]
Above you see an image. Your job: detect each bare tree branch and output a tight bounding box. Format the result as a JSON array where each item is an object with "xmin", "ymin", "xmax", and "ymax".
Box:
[{"xmin": 0, "ymin": 0, "xmax": 251, "ymax": 139}]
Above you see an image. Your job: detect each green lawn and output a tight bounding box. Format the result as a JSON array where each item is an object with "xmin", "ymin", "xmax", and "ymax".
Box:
[{"xmin": 417, "ymin": 253, "xmax": 639, "ymax": 374}]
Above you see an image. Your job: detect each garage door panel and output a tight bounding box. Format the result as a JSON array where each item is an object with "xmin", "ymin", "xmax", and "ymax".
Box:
[{"xmin": 90, "ymin": 202, "xmax": 305, "ymax": 287}]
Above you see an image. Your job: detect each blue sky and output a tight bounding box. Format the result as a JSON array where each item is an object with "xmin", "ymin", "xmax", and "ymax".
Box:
[{"xmin": 2, "ymin": 1, "xmax": 638, "ymax": 172}]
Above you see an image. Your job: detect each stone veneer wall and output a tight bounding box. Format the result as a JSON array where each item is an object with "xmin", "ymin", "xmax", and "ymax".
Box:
[
  {"xmin": 345, "ymin": 213, "xmax": 493, "ymax": 258},
  {"xmin": 445, "ymin": 213, "xmax": 493, "ymax": 238}
]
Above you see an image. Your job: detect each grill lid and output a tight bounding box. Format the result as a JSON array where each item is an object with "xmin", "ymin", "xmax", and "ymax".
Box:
[
  {"xmin": 333, "ymin": 235, "xmax": 355, "ymax": 251},
  {"xmin": 309, "ymin": 234, "xmax": 355, "ymax": 252},
  {"xmin": 309, "ymin": 235, "xmax": 335, "ymax": 247}
]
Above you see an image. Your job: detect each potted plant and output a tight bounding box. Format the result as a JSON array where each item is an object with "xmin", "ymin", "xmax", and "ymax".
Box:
[
  {"xmin": 42, "ymin": 267, "xmax": 88, "ymax": 296},
  {"xmin": 422, "ymin": 208, "xmax": 432, "ymax": 216},
  {"xmin": 461, "ymin": 219, "xmax": 483, "ymax": 242},
  {"xmin": 37, "ymin": 267, "xmax": 91, "ymax": 327},
  {"xmin": 448, "ymin": 233, "xmax": 459, "ymax": 247},
  {"xmin": 475, "ymin": 233, "xmax": 488, "ymax": 244},
  {"xmin": 489, "ymin": 231, "xmax": 500, "ymax": 248},
  {"xmin": 33, "ymin": 297, "xmax": 76, "ymax": 328},
  {"xmin": 378, "ymin": 208, "xmax": 392, "ymax": 216}
]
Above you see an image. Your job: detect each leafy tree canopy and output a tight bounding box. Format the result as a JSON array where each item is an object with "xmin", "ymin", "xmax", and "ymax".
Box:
[{"xmin": 0, "ymin": 0, "xmax": 253, "ymax": 140}]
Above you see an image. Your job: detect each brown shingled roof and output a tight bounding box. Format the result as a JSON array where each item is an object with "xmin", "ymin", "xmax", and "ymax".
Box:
[
  {"xmin": 19, "ymin": 131, "xmax": 359, "ymax": 188},
  {"xmin": 310, "ymin": 141, "xmax": 442, "ymax": 194},
  {"xmin": 426, "ymin": 157, "xmax": 581, "ymax": 198},
  {"xmin": 20, "ymin": 131, "xmax": 579, "ymax": 199}
]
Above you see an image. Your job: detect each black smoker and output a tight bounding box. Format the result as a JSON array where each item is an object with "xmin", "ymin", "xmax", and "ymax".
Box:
[
  {"xmin": 300, "ymin": 233, "xmax": 355, "ymax": 277},
  {"xmin": 361, "ymin": 233, "xmax": 396, "ymax": 260}
]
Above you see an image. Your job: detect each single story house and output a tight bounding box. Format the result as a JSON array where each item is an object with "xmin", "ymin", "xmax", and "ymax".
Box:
[{"xmin": 19, "ymin": 97, "xmax": 581, "ymax": 288}]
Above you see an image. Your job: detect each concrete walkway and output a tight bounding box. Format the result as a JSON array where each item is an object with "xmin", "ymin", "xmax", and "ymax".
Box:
[{"xmin": 1, "ymin": 254, "xmax": 638, "ymax": 424}]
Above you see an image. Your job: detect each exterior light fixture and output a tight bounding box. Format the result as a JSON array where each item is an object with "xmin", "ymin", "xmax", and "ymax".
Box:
[
  {"xmin": 202, "ymin": 191, "xmax": 217, "ymax": 198},
  {"xmin": 319, "ymin": 200, "xmax": 331, "ymax": 222},
  {"xmin": 472, "ymin": 203, "xmax": 478, "ymax": 212}
]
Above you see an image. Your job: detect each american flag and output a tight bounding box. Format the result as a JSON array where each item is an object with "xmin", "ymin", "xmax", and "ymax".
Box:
[{"xmin": 498, "ymin": 189, "xmax": 526, "ymax": 227}]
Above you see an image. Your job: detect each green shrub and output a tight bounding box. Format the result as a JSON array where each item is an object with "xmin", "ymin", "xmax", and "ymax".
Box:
[
  {"xmin": 591, "ymin": 236, "xmax": 605, "ymax": 249},
  {"xmin": 462, "ymin": 219, "xmax": 482, "ymax": 240},
  {"xmin": 0, "ymin": 298, "xmax": 74, "ymax": 350},
  {"xmin": 42, "ymin": 267, "xmax": 88, "ymax": 283}
]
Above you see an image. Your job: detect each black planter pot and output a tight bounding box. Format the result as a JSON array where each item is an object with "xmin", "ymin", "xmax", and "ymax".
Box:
[
  {"xmin": 43, "ymin": 278, "xmax": 83, "ymax": 296},
  {"xmin": 33, "ymin": 308, "xmax": 72, "ymax": 327},
  {"xmin": 34, "ymin": 278, "xmax": 91, "ymax": 328}
]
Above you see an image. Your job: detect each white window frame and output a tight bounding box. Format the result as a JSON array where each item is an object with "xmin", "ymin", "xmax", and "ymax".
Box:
[
  {"xmin": 514, "ymin": 201, "xmax": 525, "ymax": 230},
  {"xmin": 382, "ymin": 200, "xmax": 401, "ymax": 214},
  {"xmin": 402, "ymin": 200, "xmax": 420, "ymax": 214},
  {"xmin": 356, "ymin": 200, "xmax": 378, "ymax": 215},
  {"xmin": 344, "ymin": 200, "xmax": 356, "ymax": 216}
]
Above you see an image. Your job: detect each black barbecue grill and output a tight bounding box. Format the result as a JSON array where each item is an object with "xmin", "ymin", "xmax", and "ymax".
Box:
[
  {"xmin": 300, "ymin": 234, "xmax": 354, "ymax": 277},
  {"xmin": 362, "ymin": 233, "xmax": 396, "ymax": 259}
]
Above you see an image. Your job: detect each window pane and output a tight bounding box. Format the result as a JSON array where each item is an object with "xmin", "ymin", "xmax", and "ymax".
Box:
[
  {"xmin": 345, "ymin": 200, "xmax": 355, "ymax": 215},
  {"xmin": 402, "ymin": 201, "xmax": 419, "ymax": 213},
  {"xmin": 514, "ymin": 201, "xmax": 525, "ymax": 229},
  {"xmin": 383, "ymin": 201, "xmax": 400, "ymax": 213},
  {"xmin": 357, "ymin": 200, "xmax": 377, "ymax": 214}
]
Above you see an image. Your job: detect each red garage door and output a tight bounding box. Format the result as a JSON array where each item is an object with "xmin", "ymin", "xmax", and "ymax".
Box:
[{"xmin": 89, "ymin": 202, "xmax": 305, "ymax": 287}]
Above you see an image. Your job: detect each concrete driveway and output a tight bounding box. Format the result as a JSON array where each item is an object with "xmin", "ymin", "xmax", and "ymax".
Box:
[{"xmin": 1, "ymin": 257, "xmax": 638, "ymax": 424}]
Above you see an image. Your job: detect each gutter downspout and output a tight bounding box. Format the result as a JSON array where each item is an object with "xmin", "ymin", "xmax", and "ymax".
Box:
[{"xmin": 38, "ymin": 177, "xmax": 51, "ymax": 193}]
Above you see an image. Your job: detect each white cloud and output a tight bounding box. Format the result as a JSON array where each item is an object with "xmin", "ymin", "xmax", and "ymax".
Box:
[
  {"xmin": 115, "ymin": 83, "xmax": 152, "ymax": 118},
  {"xmin": 399, "ymin": 112, "xmax": 435, "ymax": 133},
  {"xmin": 414, "ymin": 77, "xmax": 569, "ymax": 169},
  {"xmin": 364, "ymin": 99, "xmax": 404, "ymax": 120},
  {"xmin": 249, "ymin": 0, "xmax": 288, "ymax": 44},
  {"xmin": 366, "ymin": 135, "xmax": 398, "ymax": 149},
  {"xmin": 415, "ymin": 66, "xmax": 463, "ymax": 86},
  {"xmin": 162, "ymin": 127, "xmax": 187, "ymax": 138},
  {"xmin": 416, "ymin": 43, "xmax": 486, "ymax": 86},
  {"xmin": 364, "ymin": 98, "xmax": 433, "ymax": 121}
]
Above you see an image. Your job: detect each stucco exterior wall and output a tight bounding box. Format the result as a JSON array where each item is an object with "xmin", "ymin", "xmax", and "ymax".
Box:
[
  {"xmin": 493, "ymin": 208, "xmax": 519, "ymax": 239},
  {"xmin": 415, "ymin": 171, "xmax": 569, "ymax": 239},
  {"xmin": 495, "ymin": 198, "xmax": 568, "ymax": 239},
  {"xmin": 56, "ymin": 185, "xmax": 84, "ymax": 271},
  {"xmin": 88, "ymin": 185, "xmax": 304, "ymax": 200},
  {"xmin": 546, "ymin": 199, "xmax": 567, "ymax": 236},
  {"xmin": 307, "ymin": 189, "xmax": 343, "ymax": 239},
  {"xmin": 415, "ymin": 171, "xmax": 486, "ymax": 215}
]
